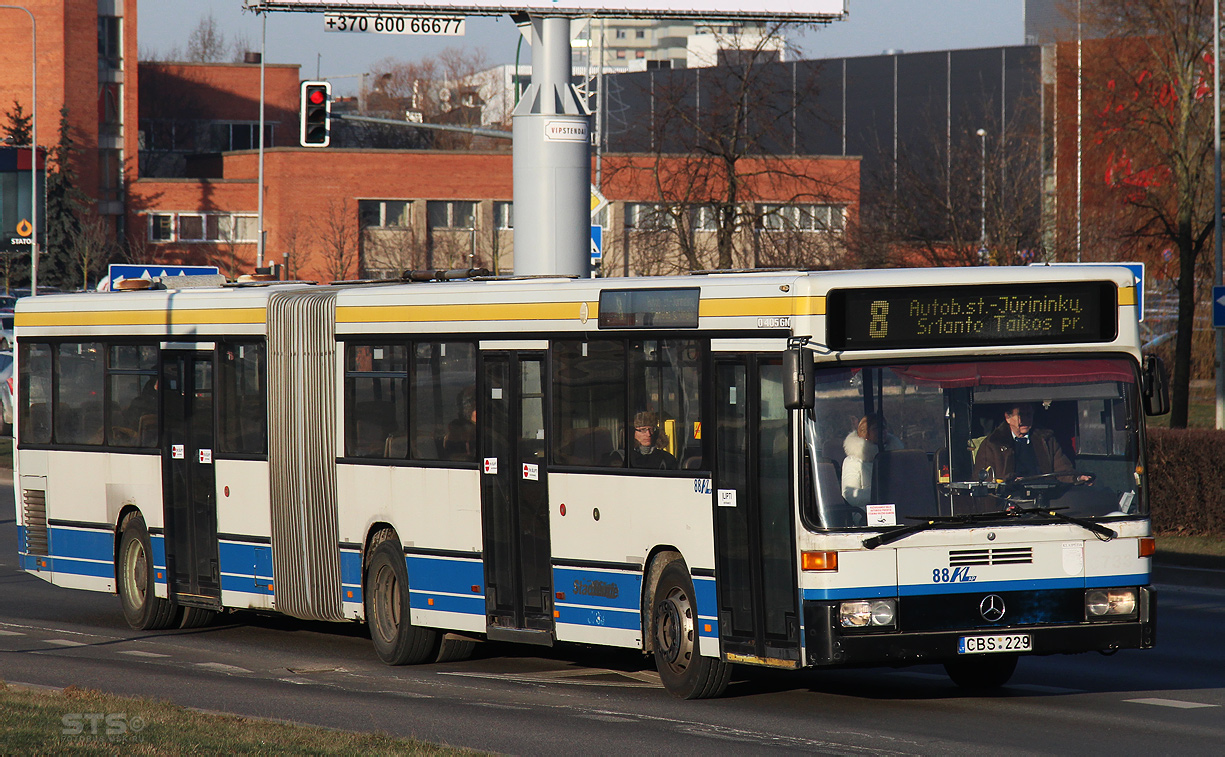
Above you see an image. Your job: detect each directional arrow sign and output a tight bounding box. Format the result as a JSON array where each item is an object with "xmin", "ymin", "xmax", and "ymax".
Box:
[{"xmin": 1214, "ymin": 285, "xmax": 1225, "ymax": 329}]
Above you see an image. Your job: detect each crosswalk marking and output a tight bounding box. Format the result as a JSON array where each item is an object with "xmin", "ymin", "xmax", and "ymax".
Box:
[{"xmin": 1126, "ymin": 697, "xmax": 1219, "ymax": 709}]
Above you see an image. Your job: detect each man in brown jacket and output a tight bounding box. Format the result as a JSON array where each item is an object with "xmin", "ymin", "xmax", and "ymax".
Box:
[{"xmin": 974, "ymin": 403, "xmax": 1083, "ymax": 482}]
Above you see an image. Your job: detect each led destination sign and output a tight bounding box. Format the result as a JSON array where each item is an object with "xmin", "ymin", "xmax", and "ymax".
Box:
[{"xmin": 827, "ymin": 281, "xmax": 1117, "ymax": 351}]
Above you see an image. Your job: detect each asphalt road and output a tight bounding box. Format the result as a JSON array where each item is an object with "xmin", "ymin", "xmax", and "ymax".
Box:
[{"xmin": 2, "ymin": 465, "xmax": 1223, "ymax": 754}]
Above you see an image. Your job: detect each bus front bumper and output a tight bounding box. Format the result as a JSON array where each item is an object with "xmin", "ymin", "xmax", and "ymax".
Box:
[{"xmin": 802, "ymin": 587, "xmax": 1156, "ymax": 667}]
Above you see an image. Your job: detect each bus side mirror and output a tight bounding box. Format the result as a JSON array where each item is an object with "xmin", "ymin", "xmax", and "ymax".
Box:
[
  {"xmin": 1141, "ymin": 354, "xmax": 1169, "ymax": 416},
  {"xmin": 784, "ymin": 347, "xmax": 815, "ymax": 410}
]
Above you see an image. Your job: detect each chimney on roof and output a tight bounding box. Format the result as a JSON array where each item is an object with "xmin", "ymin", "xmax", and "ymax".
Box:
[{"xmin": 244, "ymin": 52, "xmax": 262, "ymax": 65}]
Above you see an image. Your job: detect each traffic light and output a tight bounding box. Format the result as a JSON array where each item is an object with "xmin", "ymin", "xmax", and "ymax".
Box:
[{"xmin": 300, "ymin": 81, "xmax": 331, "ymax": 147}]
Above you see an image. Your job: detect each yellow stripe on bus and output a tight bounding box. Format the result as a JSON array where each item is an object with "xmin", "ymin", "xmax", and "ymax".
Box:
[
  {"xmin": 16, "ymin": 308, "xmax": 266, "ymax": 328},
  {"xmin": 338, "ymin": 295, "xmax": 827, "ymax": 324},
  {"xmin": 1118, "ymin": 286, "xmax": 1136, "ymax": 307}
]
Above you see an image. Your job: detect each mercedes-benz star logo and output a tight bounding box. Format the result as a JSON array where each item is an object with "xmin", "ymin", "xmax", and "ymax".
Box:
[{"xmin": 979, "ymin": 594, "xmax": 1006, "ymax": 622}]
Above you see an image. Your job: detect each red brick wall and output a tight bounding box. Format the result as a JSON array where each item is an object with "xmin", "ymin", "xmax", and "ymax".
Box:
[{"xmin": 139, "ymin": 62, "xmax": 301, "ymax": 147}]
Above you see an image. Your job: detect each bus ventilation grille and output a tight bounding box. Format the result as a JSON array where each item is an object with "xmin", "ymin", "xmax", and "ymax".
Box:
[
  {"xmin": 22, "ymin": 488, "xmax": 48, "ymax": 556},
  {"xmin": 948, "ymin": 547, "xmax": 1032, "ymax": 566}
]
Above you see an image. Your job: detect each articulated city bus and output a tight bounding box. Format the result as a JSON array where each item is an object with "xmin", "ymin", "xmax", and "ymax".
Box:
[{"xmin": 13, "ymin": 266, "xmax": 1165, "ymax": 698}]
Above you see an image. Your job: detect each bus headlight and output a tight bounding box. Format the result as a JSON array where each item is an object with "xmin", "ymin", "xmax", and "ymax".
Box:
[
  {"xmin": 1086, "ymin": 588, "xmax": 1138, "ymax": 618},
  {"xmin": 839, "ymin": 599, "xmax": 897, "ymax": 629}
]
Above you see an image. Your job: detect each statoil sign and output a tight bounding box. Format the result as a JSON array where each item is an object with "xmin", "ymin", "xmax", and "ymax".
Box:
[{"xmin": 245, "ymin": 0, "xmax": 846, "ymax": 20}]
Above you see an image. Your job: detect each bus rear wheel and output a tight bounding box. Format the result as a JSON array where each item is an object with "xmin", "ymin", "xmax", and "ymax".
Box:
[
  {"xmin": 117, "ymin": 514, "xmax": 180, "ymax": 631},
  {"xmin": 944, "ymin": 654, "xmax": 1019, "ymax": 689},
  {"xmin": 652, "ymin": 559, "xmax": 731, "ymax": 699},
  {"xmin": 365, "ymin": 539, "xmax": 438, "ymax": 665}
]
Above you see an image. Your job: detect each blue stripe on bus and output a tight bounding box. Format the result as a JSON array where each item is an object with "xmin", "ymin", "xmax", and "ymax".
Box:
[
  {"xmin": 803, "ymin": 585, "xmax": 898, "ymax": 601},
  {"xmin": 45, "ymin": 555, "xmax": 115, "ymax": 578},
  {"xmin": 553, "ymin": 566, "xmax": 641, "ymax": 611},
  {"xmin": 48, "ymin": 526, "xmax": 112, "ymax": 563},
  {"xmin": 1086, "ymin": 573, "xmax": 1149, "ymax": 588},
  {"xmin": 340, "ymin": 548, "xmax": 363, "ymax": 604},
  {"xmin": 692, "ymin": 574, "xmax": 718, "ymax": 638},
  {"xmin": 406, "ymin": 554, "xmax": 485, "ymax": 614},
  {"xmin": 556, "ymin": 604, "xmax": 641, "ymax": 631}
]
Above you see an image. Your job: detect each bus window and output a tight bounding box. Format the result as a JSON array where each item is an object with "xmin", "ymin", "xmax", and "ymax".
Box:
[
  {"xmin": 107, "ymin": 344, "xmax": 158, "ymax": 447},
  {"xmin": 344, "ymin": 344, "xmax": 408, "ymax": 459},
  {"xmin": 218, "ymin": 342, "xmax": 266, "ymax": 455},
  {"xmin": 552, "ymin": 340, "xmax": 625, "ymax": 467},
  {"xmin": 413, "ymin": 341, "xmax": 476, "ymax": 462},
  {"xmin": 627, "ymin": 339, "xmax": 702, "ymax": 471},
  {"xmin": 55, "ymin": 343, "xmax": 105, "ymax": 446},
  {"xmin": 19, "ymin": 342, "xmax": 53, "ymax": 444}
]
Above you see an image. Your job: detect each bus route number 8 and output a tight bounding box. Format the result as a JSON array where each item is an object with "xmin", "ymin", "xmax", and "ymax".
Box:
[{"xmin": 868, "ymin": 300, "xmax": 888, "ymax": 338}]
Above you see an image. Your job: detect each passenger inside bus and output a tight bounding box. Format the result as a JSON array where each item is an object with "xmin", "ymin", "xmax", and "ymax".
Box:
[
  {"xmin": 841, "ymin": 413, "xmax": 903, "ymax": 506},
  {"xmin": 441, "ymin": 386, "xmax": 477, "ymax": 461},
  {"xmin": 608, "ymin": 410, "xmax": 677, "ymax": 469}
]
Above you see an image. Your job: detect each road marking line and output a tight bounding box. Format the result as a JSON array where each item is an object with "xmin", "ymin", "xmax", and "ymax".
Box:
[
  {"xmin": 119, "ymin": 650, "xmax": 169, "ymax": 658},
  {"xmin": 1126, "ymin": 697, "xmax": 1220, "ymax": 709},
  {"xmin": 45, "ymin": 639, "xmax": 85, "ymax": 647},
  {"xmin": 0, "ymin": 630, "xmax": 25, "ymax": 636},
  {"xmin": 194, "ymin": 662, "xmax": 252, "ymax": 674}
]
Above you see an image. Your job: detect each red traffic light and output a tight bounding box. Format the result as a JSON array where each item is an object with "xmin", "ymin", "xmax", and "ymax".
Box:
[
  {"xmin": 299, "ymin": 81, "xmax": 331, "ymax": 147},
  {"xmin": 308, "ymin": 88, "xmax": 326, "ymax": 105}
]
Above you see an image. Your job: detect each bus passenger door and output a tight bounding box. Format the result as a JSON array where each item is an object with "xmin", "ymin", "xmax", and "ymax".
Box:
[
  {"xmin": 712, "ymin": 356, "xmax": 800, "ymax": 667},
  {"xmin": 161, "ymin": 346, "xmax": 221, "ymax": 606},
  {"xmin": 480, "ymin": 350, "xmax": 553, "ymax": 644}
]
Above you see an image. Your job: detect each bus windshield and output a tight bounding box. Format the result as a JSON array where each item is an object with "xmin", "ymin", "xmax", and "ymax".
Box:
[{"xmin": 803, "ymin": 356, "xmax": 1144, "ymax": 530}]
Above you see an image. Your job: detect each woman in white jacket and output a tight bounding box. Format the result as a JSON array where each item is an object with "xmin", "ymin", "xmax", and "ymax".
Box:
[{"xmin": 841, "ymin": 413, "xmax": 903, "ymax": 506}]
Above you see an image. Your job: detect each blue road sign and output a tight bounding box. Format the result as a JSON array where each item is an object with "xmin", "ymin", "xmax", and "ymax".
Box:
[
  {"xmin": 1214, "ymin": 285, "xmax": 1225, "ymax": 329},
  {"xmin": 109, "ymin": 264, "xmax": 220, "ymax": 281},
  {"xmin": 590, "ymin": 225, "xmax": 603, "ymax": 263}
]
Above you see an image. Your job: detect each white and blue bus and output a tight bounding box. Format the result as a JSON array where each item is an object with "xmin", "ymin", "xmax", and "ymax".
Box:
[{"xmin": 14, "ymin": 265, "xmax": 1165, "ymax": 698}]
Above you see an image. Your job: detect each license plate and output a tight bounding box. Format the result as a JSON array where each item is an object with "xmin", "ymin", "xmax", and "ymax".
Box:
[{"xmin": 958, "ymin": 634, "xmax": 1032, "ymax": 654}]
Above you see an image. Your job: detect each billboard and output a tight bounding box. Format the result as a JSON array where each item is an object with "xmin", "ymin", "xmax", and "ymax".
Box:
[{"xmin": 244, "ymin": 0, "xmax": 847, "ymax": 21}]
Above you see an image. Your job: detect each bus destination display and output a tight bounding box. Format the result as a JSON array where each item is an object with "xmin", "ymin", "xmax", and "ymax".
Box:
[{"xmin": 827, "ymin": 281, "xmax": 1117, "ymax": 350}]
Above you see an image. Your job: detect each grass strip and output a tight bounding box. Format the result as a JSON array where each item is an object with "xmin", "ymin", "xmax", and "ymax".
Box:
[
  {"xmin": 1155, "ymin": 534, "xmax": 1225, "ymax": 559},
  {"xmin": 0, "ymin": 682, "xmax": 481, "ymax": 756}
]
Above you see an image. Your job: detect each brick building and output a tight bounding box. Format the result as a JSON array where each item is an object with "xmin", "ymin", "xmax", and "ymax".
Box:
[
  {"xmin": 0, "ymin": 0, "xmax": 138, "ymax": 245},
  {"xmin": 0, "ymin": 2, "xmax": 859, "ymax": 284}
]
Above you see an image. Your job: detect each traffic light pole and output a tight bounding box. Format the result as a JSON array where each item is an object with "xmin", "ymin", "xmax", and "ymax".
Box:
[{"xmin": 511, "ymin": 16, "xmax": 592, "ymax": 277}]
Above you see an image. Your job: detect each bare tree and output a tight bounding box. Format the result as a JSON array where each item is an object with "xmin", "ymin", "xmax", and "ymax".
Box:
[
  {"xmin": 185, "ymin": 12, "xmax": 228, "ymax": 63},
  {"xmin": 361, "ymin": 227, "xmax": 428, "ymax": 277},
  {"xmin": 312, "ymin": 199, "xmax": 359, "ymax": 282},
  {"xmin": 604, "ymin": 27, "xmax": 855, "ymax": 272},
  {"xmin": 853, "ymin": 97, "xmax": 1043, "ymax": 269},
  {"xmin": 65, "ymin": 215, "xmax": 119, "ymax": 291},
  {"xmin": 1077, "ymin": 0, "xmax": 1216, "ymax": 427}
]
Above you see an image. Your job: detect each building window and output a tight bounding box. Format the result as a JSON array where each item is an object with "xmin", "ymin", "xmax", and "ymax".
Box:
[
  {"xmin": 149, "ymin": 214, "xmax": 173, "ymax": 242},
  {"xmin": 147, "ymin": 212, "xmax": 260, "ymax": 243},
  {"xmin": 98, "ymin": 16, "xmax": 122, "ymax": 70},
  {"xmin": 494, "ymin": 201, "xmax": 513, "ymax": 230},
  {"xmin": 625, "ymin": 203, "xmax": 674, "ymax": 230},
  {"xmin": 635, "ymin": 51, "xmax": 646, "ymax": 59},
  {"xmin": 757, "ymin": 204, "xmax": 845, "ymax": 232},
  {"xmin": 615, "ymin": 29, "xmax": 627, "ymax": 39},
  {"xmin": 427, "ymin": 200, "xmax": 476, "ymax": 230},
  {"xmin": 359, "ymin": 200, "xmax": 411, "ymax": 229},
  {"xmin": 635, "ymin": 30, "xmax": 646, "ymax": 39},
  {"xmin": 206, "ymin": 122, "xmax": 273, "ymax": 152},
  {"xmin": 692, "ymin": 205, "xmax": 723, "ymax": 232},
  {"xmin": 615, "ymin": 50, "xmax": 627, "ymax": 60}
]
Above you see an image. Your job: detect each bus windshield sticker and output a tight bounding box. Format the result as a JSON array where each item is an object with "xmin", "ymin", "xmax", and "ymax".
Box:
[
  {"xmin": 598, "ymin": 288, "xmax": 700, "ymax": 329},
  {"xmin": 718, "ymin": 489, "xmax": 737, "ymax": 507},
  {"xmin": 522, "ymin": 463, "xmax": 539, "ymax": 481},
  {"xmin": 867, "ymin": 504, "xmax": 896, "ymax": 527},
  {"xmin": 483, "ymin": 457, "xmax": 498, "ymax": 475}
]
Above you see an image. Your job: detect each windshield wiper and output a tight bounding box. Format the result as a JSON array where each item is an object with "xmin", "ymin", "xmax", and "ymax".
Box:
[{"xmin": 862, "ymin": 505, "xmax": 1116, "ymax": 550}]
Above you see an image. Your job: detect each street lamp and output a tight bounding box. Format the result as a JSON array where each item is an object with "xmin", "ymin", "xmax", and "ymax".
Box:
[
  {"xmin": 976, "ymin": 128, "xmax": 986, "ymax": 262},
  {"xmin": 0, "ymin": 5, "xmax": 36, "ymax": 295}
]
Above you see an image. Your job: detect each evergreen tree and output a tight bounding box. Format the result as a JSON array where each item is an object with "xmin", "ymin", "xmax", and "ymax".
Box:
[
  {"xmin": 40, "ymin": 107, "xmax": 88, "ymax": 289},
  {"xmin": 3, "ymin": 100, "xmax": 32, "ymax": 145}
]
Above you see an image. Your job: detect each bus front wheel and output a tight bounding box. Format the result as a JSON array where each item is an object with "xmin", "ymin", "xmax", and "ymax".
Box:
[
  {"xmin": 117, "ymin": 514, "xmax": 180, "ymax": 631},
  {"xmin": 365, "ymin": 539, "xmax": 438, "ymax": 665},
  {"xmin": 652, "ymin": 559, "xmax": 731, "ymax": 699}
]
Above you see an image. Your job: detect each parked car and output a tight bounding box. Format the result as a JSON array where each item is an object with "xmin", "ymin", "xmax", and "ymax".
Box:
[
  {"xmin": 0, "ymin": 349, "xmax": 12, "ymax": 434},
  {"xmin": 0, "ymin": 312, "xmax": 12, "ymax": 350}
]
